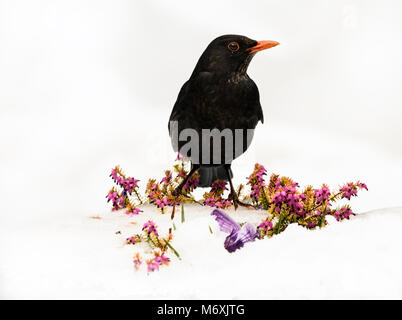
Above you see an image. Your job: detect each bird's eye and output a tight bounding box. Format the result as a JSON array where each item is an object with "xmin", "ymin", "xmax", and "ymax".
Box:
[{"xmin": 227, "ymin": 42, "xmax": 240, "ymax": 52}]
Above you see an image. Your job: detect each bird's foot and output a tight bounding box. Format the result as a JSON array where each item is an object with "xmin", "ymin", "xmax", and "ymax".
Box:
[
  {"xmin": 228, "ymin": 192, "xmax": 254, "ymax": 210},
  {"xmin": 172, "ymin": 186, "xmax": 182, "ymax": 197},
  {"xmin": 234, "ymin": 199, "xmax": 255, "ymax": 209}
]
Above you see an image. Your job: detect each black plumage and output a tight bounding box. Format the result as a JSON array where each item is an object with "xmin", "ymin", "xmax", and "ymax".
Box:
[{"xmin": 168, "ymin": 34, "xmax": 279, "ymax": 208}]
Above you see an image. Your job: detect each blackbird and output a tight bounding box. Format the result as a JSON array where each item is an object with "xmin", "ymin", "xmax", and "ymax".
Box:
[{"xmin": 168, "ymin": 34, "xmax": 279, "ymax": 208}]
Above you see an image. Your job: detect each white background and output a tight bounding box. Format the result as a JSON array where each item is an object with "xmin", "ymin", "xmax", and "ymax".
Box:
[{"xmin": 1, "ymin": 0, "xmax": 402, "ymax": 299}]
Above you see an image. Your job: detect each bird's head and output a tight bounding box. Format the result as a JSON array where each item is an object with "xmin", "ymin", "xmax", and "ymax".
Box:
[{"xmin": 192, "ymin": 34, "xmax": 279, "ymax": 76}]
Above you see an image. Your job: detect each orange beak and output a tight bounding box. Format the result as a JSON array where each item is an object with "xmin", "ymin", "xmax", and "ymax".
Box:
[{"xmin": 248, "ymin": 40, "xmax": 279, "ymax": 54}]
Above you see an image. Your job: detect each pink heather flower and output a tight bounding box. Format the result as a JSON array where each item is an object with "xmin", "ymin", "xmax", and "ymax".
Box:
[
  {"xmin": 154, "ymin": 255, "xmax": 170, "ymax": 266},
  {"xmin": 117, "ymin": 196, "xmax": 125, "ymax": 206},
  {"xmin": 126, "ymin": 236, "xmax": 137, "ymax": 244},
  {"xmin": 314, "ymin": 186, "xmax": 331, "ymax": 203},
  {"xmin": 146, "ymin": 251, "xmax": 170, "ymax": 272},
  {"xmin": 161, "ymin": 173, "xmax": 172, "ymax": 184},
  {"xmin": 205, "ymin": 198, "xmax": 215, "ymax": 207},
  {"xmin": 124, "ymin": 177, "xmax": 139, "ymax": 194},
  {"xmin": 205, "ymin": 197, "xmax": 231, "ymax": 208},
  {"xmin": 247, "ymin": 164, "xmax": 267, "ymax": 202},
  {"xmin": 147, "ymin": 260, "xmax": 160, "ymax": 273},
  {"xmin": 110, "ymin": 168, "xmax": 140, "ymax": 195},
  {"xmin": 110, "ymin": 169, "xmax": 117, "ymax": 180},
  {"xmin": 340, "ymin": 183, "xmax": 358, "ymax": 200},
  {"xmin": 333, "ymin": 207, "xmax": 354, "ymax": 221},
  {"xmin": 307, "ymin": 221, "xmax": 318, "ymax": 229},
  {"xmin": 133, "ymin": 253, "xmax": 142, "ymax": 270},
  {"xmin": 184, "ymin": 177, "xmax": 199, "ymax": 192},
  {"xmin": 271, "ymin": 184, "xmax": 305, "ymax": 216},
  {"xmin": 177, "ymin": 170, "xmax": 186, "ymax": 178},
  {"xmin": 272, "ymin": 190, "xmax": 287, "ymax": 204},
  {"xmin": 258, "ymin": 220, "xmax": 273, "ymax": 232},
  {"xmin": 211, "ymin": 180, "xmax": 228, "ymax": 192},
  {"xmin": 133, "ymin": 259, "xmax": 142, "ymax": 269},
  {"xmin": 155, "ymin": 197, "xmax": 169, "ymax": 209},
  {"xmin": 106, "ymin": 189, "xmax": 127, "ymax": 211},
  {"xmin": 107, "ymin": 191, "xmax": 118, "ymax": 203},
  {"xmin": 358, "ymin": 182, "xmax": 368, "ymax": 191},
  {"xmin": 125, "ymin": 207, "xmax": 142, "ymax": 216},
  {"xmin": 176, "ymin": 152, "xmax": 184, "ymax": 160},
  {"xmin": 142, "ymin": 220, "xmax": 159, "ymax": 236},
  {"xmin": 215, "ymin": 200, "xmax": 231, "ymax": 208}
]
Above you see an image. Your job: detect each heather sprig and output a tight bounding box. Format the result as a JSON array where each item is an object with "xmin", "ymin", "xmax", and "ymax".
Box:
[
  {"xmin": 125, "ymin": 225, "xmax": 176, "ymax": 272},
  {"xmin": 144, "ymin": 163, "xmax": 201, "ymax": 214},
  {"xmin": 256, "ymin": 177, "xmax": 368, "ymax": 238},
  {"xmin": 331, "ymin": 205, "xmax": 354, "ymax": 221},
  {"xmin": 107, "ymin": 166, "xmax": 143, "ymax": 216},
  {"xmin": 146, "ymin": 250, "xmax": 170, "ymax": 273},
  {"xmin": 142, "ymin": 220, "xmax": 159, "ymax": 237},
  {"xmin": 247, "ymin": 163, "xmax": 267, "ymax": 205},
  {"xmin": 202, "ymin": 180, "xmax": 232, "ymax": 209},
  {"xmin": 106, "ymin": 187, "xmax": 126, "ymax": 211},
  {"xmin": 110, "ymin": 166, "xmax": 142, "ymax": 202},
  {"xmin": 106, "ymin": 160, "xmax": 368, "ymax": 267},
  {"xmin": 126, "ymin": 235, "xmax": 142, "ymax": 245},
  {"xmin": 133, "ymin": 252, "xmax": 142, "ymax": 270}
]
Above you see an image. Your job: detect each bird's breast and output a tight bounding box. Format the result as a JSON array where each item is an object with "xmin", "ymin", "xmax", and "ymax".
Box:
[{"xmin": 188, "ymin": 77, "xmax": 257, "ymax": 129}]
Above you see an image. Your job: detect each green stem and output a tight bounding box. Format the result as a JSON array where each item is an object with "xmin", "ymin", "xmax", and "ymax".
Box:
[
  {"xmin": 165, "ymin": 240, "xmax": 181, "ymax": 260},
  {"xmin": 181, "ymin": 204, "xmax": 185, "ymax": 223}
]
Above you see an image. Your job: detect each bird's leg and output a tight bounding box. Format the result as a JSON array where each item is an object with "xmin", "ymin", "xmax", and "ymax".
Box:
[
  {"xmin": 172, "ymin": 164, "xmax": 200, "ymax": 196},
  {"xmin": 224, "ymin": 164, "xmax": 254, "ymax": 210}
]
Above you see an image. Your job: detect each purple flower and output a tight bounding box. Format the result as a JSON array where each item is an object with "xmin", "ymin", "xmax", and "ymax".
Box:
[{"xmin": 211, "ymin": 209, "xmax": 257, "ymax": 253}]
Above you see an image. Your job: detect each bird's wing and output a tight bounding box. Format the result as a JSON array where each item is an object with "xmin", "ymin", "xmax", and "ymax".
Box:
[
  {"xmin": 256, "ymin": 100, "xmax": 264, "ymax": 124},
  {"xmin": 211, "ymin": 209, "xmax": 241, "ymax": 234},
  {"xmin": 248, "ymin": 78, "xmax": 264, "ymax": 124},
  {"xmin": 168, "ymin": 80, "xmax": 190, "ymax": 132}
]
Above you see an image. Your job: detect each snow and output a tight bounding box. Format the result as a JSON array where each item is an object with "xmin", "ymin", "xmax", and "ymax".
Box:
[
  {"xmin": 1, "ymin": 1, "xmax": 402, "ymax": 299},
  {"xmin": 1, "ymin": 206, "xmax": 402, "ymax": 299}
]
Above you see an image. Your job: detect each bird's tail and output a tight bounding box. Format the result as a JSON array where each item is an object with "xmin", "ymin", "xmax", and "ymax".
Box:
[{"xmin": 197, "ymin": 166, "xmax": 233, "ymax": 188}]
